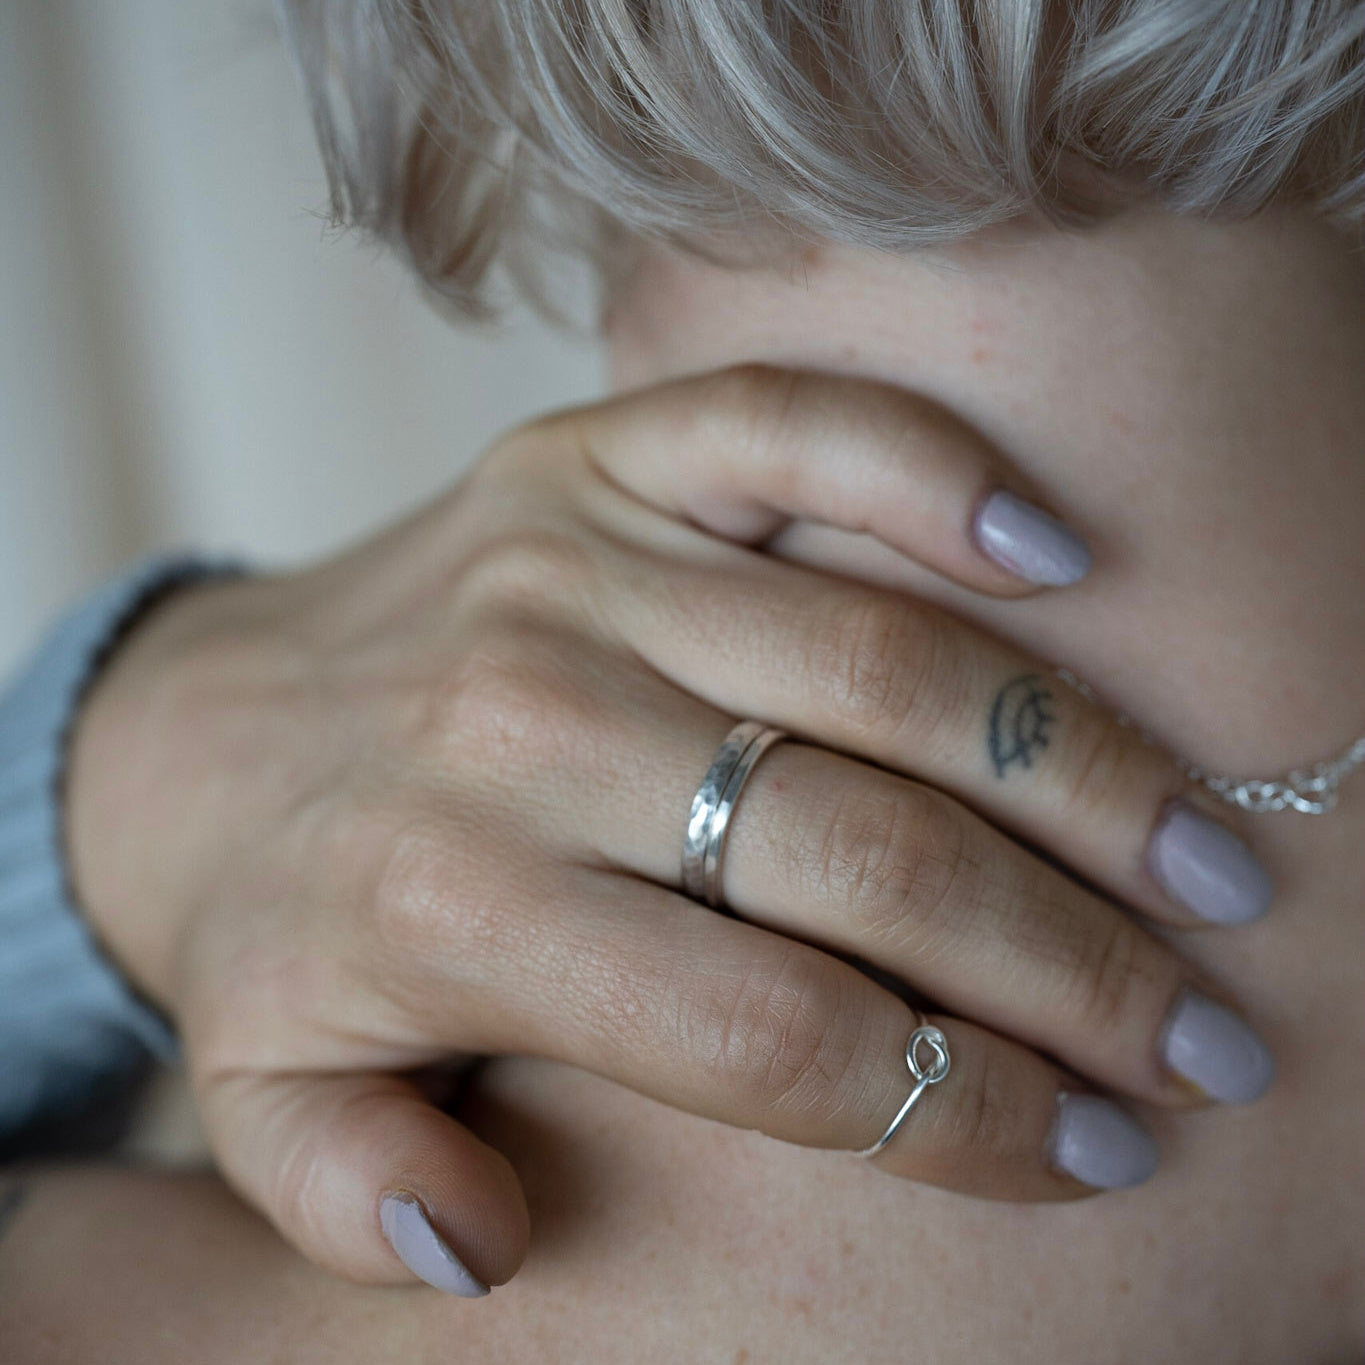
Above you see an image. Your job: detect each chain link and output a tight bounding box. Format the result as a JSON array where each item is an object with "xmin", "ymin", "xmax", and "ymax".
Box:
[{"xmin": 1053, "ymin": 669, "xmax": 1365, "ymax": 815}]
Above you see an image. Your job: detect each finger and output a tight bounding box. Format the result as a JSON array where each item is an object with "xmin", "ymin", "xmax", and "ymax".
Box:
[
  {"xmin": 524, "ymin": 653, "xmax": 1273, "ymax": 1110},
  {"xmin": 603, "ymin": 550, "xmax": 1273, "ymax": 929},
  {"xmin": 427, "ymin": 614, "xmax": 1269, "ymax": 1106},
  {"xmin": 681, "ymin": 739, "xmax": 1272, "ymax": 1108},
  {"xmin": 562, "ymin": 364, "xmax": 1093, "ymax": 594},
  {"xmin": 426, "ymin": 868, "xmax": 1158, "ymax": 1200},
  {"xmin": 867, "ymin": 1013, "xmax": 1160, "ymax": 1198},
  {"xmin": 197, "ymin": 1070, "xmax": 529, "ymax": 1295},
  {"xmin": 339, "ymin": 807, "xmax": 1159, "ymax": 1198}
]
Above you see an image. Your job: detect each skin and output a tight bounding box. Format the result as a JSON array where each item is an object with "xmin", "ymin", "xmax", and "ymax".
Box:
[
  {"xmin": 2, "ymin": 206, "xmax": 1362, "ymax": 1361},
  {"xmin": 41, "ymin": 323, "xmax": 1268, "ymax": 1283}
]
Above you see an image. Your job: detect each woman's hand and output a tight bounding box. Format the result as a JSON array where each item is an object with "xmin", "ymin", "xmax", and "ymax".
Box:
[{"xmin": 64, "ymin": 366, "xmax": 1274, "ymax": 1295}]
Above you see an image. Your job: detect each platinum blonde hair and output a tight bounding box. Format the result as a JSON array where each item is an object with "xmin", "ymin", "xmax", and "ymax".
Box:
[{"xmin": 278, "ymin": 0, "xmax": 1365, "ymax": 315}]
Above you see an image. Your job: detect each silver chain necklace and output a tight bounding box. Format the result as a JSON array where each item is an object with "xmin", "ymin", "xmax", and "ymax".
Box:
[{"xmin": 1054, "ymin": 669, "xmax": 1365, "ymax": 815}]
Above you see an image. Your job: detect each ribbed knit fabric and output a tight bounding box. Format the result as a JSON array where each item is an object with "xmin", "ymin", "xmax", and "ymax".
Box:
[{"xmin": 0, "ymin": 554, "xmax": 245, "ymax": 1136}]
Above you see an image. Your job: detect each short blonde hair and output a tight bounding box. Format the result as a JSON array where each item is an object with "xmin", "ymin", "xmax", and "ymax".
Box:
[{"xmin": 278, "ymin": 0, "xmax": 1365, "ymax": 316}]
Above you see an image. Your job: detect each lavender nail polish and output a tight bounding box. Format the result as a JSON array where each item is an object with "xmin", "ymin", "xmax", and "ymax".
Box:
[
  {"xmin": 1050, "ymin": 1093, "xmax": 1159, "ymax": 1189},
  {"xmin": 380, "ymin": 1193, "xmax": 489, "ymax": 1298},
  {"xmin": 973, "ymin": 490, "xmax": 1093, "ymax": 586},
  {"xmin": 1160, "ymin": 991, "xmax": 1275, "ymax": 1104},
  {"xmin": 1147, "ymin": 802, "xmax": 1273, "ymax": 924}
]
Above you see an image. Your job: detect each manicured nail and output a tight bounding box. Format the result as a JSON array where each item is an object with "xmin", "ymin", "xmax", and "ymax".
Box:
[
  {"xmin": 380, "ymin": 1192, "xmax": 489, "ymax": 1297},
  {"xmin": 1050, "ymin": 1093, "xmax": 1158, "ymax": 1189},
  {"xmin": 972, "ymin": 490, "xmax": 1092, "ymax": 586},
  {"xmin": 1147, "ymin": 802, "xmax": 1273, "ymax": 924},
  {"xmin": 1160, "ymin": 990, "xmax": 1275, "ymax": 1104}
]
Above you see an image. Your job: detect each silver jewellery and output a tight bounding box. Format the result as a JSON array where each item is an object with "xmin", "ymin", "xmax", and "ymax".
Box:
[
  {"xmin": 681, "ymin": 721, "xmax": 786, "ymax": 909},
  {"xmin": 1185, "ymin": 737, "xmax": 1365, "ymax": 815},
  {"xmin": 858, "ymin": 1017, "xmax": 952, "ymax": 1158},
  {"xmin": 681, "ymin": 724, "xmax": 954, "ymax": 1154},
  {"xmin": 1055, "ymin": 668, "xmax": 1365, "ymax": 815}
]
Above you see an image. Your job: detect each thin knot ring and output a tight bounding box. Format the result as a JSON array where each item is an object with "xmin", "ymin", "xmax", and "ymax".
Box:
[{"xmin": 858, "ymin": 1018, "xmax": 952, "ymax": 1158}]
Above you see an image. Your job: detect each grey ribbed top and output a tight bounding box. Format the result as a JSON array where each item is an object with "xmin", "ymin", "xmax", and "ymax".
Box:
[{"xmin": 0, "ymin": 554, "xmax": 240, "ymax": 1135}]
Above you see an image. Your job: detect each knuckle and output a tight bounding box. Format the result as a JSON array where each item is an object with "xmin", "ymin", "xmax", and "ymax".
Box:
[
  {"xmin": 459, "ymin": 526, "xmax": 600, "ymax": 621},
  {"xmin": 993, "ymin": 864, "xmax": 1150, "ymax": 1040},
  {"xmin": 476, "ymin": 411, "xmax": 579, "ymax": 488},
  {"xmin": 1064, "ymin": 912, "xmax": 1145, "ymax": 1037},
  {"xmin": 942, "ymin": 1040, "xmax": 1011, "ymax": 1162},
  {"xmin": 807, "ymin": 592, "xmax": 964, "ymax": 747},
  {"xmin": 270, "ymin": 1124, "xmax": 324, "ymax": 1247},
  {"xmin": 369, "ymin": 811, "xmax": 534, "ymax": 996},
  {"xmin": 269, "ymin": 1084, "xmax": 387, "ymax": 1262},
  {"xmin": 419, "ymin": 532, "xmax": 612, "ymax": 775},
  {"xmin": 702, "ymin": 948, "xmax": 862, "ymax": 1118},
  {"xmin": 696, "ymin": 364, "xmax": 804, "ymax": 470},
  {"xmin": 431, "ymin": 625, "xmax": 590, "ymax": 777},
  {"xmin": 1055, "ymin": 713, "xmax": 1142, "ymax": 818},
  {"xmin": 807, "ymin": 595, "xmax": 910, "ymax": 736},
  {"xmin": 810, "ymin": 785, "xmax": 982, "ymax": 955},
  {"xmin": 371, "ymin": 817, "xmax": 457, "ymax": 957}
]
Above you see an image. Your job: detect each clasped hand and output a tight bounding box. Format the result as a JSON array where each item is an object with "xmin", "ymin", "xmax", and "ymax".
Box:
[{"xmin": 65, "ymin": 366, "xmax": 1273, "ymax": 1293}]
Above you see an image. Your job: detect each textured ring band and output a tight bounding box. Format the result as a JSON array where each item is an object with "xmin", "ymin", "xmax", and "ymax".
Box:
[
  {"xmin": 858, "ymin": 1017, "xmax": 952, "ymax": 1158},
  {"xmin": 701, "ymin": 725, "xmax": 786, "ymax": 908},
  {"xmin": 681, "ymin": 721, "xmax": 786, "ymax": 909}
]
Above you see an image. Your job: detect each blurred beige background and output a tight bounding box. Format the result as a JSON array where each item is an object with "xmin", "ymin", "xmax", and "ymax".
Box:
[{"xmin": 0, "ymin": 0, "xmax": 603, "ymax": 679}]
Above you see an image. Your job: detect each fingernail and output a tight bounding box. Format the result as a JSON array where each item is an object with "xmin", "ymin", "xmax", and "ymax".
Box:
[
  {"xmin": 1147, "ymin": 802, "xmax": 1273, "ymax": 924},
  {"xmin": 1160, "ymin": 990, "xmax": 1275, "ymax": 1104},
  {"xmin": 972, "ymin": 490, "xmax": 1092, "ymax": 586},
  {"xmin": 380, "ymin": 1192, "xmax": 489, "ymax": 1297},
  {"xmin": 1050, "ymin": 1093, "xmax": 1158, "ymax": 1189}
]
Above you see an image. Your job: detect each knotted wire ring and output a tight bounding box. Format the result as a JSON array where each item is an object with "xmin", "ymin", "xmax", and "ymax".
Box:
[
  {"xmin": 857, "ymin": 1017, "xmax": 952, "ymax": 1158},
  {"xmin": 681, "ymin": 721, "xmax": 786, "ymax": 909}
]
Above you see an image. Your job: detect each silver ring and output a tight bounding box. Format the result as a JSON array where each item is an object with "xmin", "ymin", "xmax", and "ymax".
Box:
[
  {"xmin": 857, "ymin": 1017, "xmax": 952, "ymax": 1158},
  {"xmin": 681, "ymin": 721, "xmax": 786, "ymax": 909}
]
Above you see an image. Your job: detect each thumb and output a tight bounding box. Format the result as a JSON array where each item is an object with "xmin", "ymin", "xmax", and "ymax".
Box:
[{"xmin": 199, "ymin": 1069, "xmax": 530, "ymax": 1295}]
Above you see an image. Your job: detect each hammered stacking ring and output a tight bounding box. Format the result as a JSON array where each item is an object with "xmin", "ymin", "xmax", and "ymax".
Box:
[
  {"xmin": 681, "ymin": 721, "xmax": 786, "ymax": 909},
  {"xmin": 858, "ymin": 1016, "xmax": 952, "ymax": 1158}
]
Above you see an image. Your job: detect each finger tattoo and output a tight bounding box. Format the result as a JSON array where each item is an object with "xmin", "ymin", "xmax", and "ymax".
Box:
[{"xmin": 988, "ymin": 673, "xmax": 1056, "ymax": 778}]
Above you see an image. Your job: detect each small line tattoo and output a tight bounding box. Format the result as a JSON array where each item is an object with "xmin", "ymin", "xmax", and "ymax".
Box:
[
  {"xmin": 0, "ymin": 1182, "xmax": 28, "ymax": 1243},
  {"xmin": 988, "ymin": 673, "xmax": 1056, "ymax": 777}
]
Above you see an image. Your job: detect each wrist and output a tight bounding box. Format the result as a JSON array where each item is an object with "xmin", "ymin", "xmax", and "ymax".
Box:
[{"xmin": 63, "ymin": 570, "xmax": 258, "ymax": 1015}]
